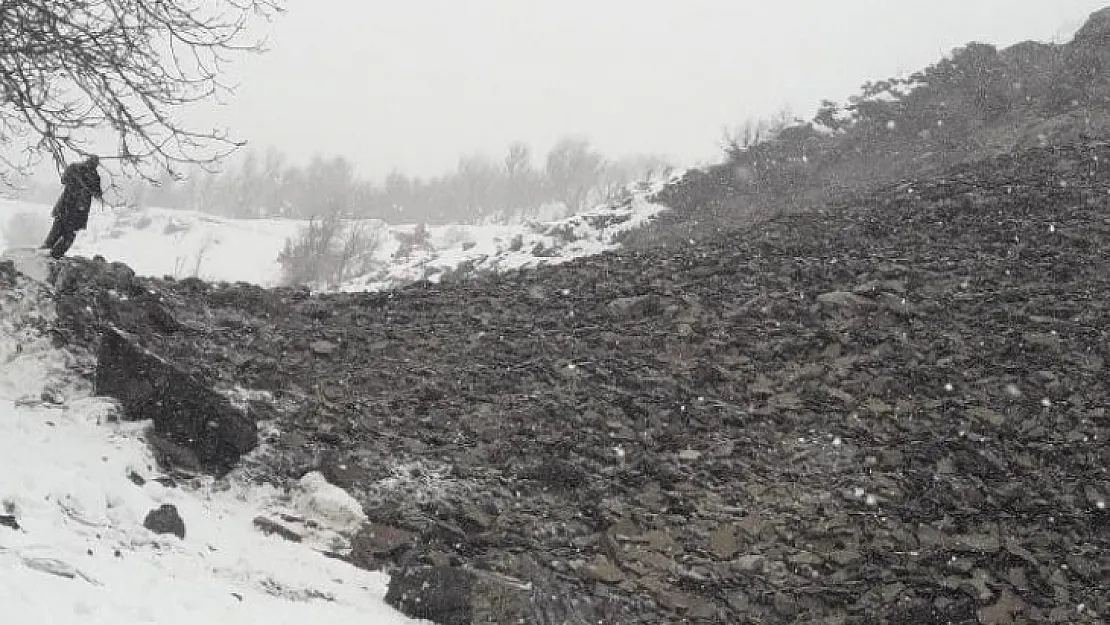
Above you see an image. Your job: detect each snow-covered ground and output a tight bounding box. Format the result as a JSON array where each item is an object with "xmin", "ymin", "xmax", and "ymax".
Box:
[
  {"xmin": 0, "ymin": 250, "xmax": 426, "ymax": 624},
  {"xmin": 0, "ymin": 181, "xmax": 671, "ymax": 290}
]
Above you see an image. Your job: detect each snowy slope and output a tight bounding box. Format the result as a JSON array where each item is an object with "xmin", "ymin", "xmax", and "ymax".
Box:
[
  {"xmin": 0, "ymin": 181, "xmax": 672, "ymax": 290},
  {"xmin": 0, "ymin": 250, "xmax": 426, "ymax": 625},
  {"xmin": 338, "ymin": 192, "xmax": 668, "ymax": 292},
  {"xmin": 0, "ymin": 202, "xmax": 304, "ymax": 286}
]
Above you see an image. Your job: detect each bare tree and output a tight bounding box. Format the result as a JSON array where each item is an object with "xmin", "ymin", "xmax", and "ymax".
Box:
[
  {"xmin": 278, "ymin": 207, "xmax": 383, "ymax": 289},
  {"xmin": 332, "ymin": 219, "xmax": 381, "ymax": 286},
  {"xmin": 504, "ymin": 142, "xmax": 531, "ymax": 178},
  {"xmin": 457, "ymin": 153, "xmax": 498, "ymax": 215},
  {"xmin": 545, "ymin": 138, "xmax": 605, "ymax": 214},
  {"xmin": 277, "ymin": 215, "xmax": 340, "ymax": 287},
  {"xmin": 260, "ymin": 147, "xmax": 287, "ymax": 215},
  {"xmin": 191, "ymin": 234, "xmax": 216, "ymax": 278},
  {"xmin": 0, "ymin": 0, "xmax": 283, "ymax": 181}
]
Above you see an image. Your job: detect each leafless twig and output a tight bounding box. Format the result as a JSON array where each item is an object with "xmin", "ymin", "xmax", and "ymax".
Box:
[{"xmin": 0, "ymin": 0, "xmax": 283, "ymax": 181}]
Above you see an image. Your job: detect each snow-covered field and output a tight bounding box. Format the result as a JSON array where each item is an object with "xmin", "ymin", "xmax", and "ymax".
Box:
[
  {"xmin": 0, "ymin": 251, "xmax": 426, "ymax": 624},
  {"xmin": 0, "ymin": 184, "xmax": 670, "ymax": 290}
]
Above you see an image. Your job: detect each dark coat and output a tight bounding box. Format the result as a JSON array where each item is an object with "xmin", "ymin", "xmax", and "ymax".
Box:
[{"xmin": 53, "ymin": 162, "xmax": 103, "ymax": 231}]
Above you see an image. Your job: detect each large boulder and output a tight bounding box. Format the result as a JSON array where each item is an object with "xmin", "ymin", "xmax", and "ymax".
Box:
[
  {"xmin": 94, "ymin": 327, "xmax": 257, "ymax": 474},
  {"xmin": 385, "ymin": 565, "xmax": 530, "ymax": 625},
  {"xmin": 385, "ymin": 557, "xmax": 608, "ymax": 625},
  {"xmin": 144, "ymin": 504, "xmax": 186, "ymax": 539}
]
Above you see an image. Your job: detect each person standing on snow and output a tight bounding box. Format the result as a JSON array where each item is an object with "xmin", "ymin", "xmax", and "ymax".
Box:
[{"xmin": 42, "ymin": 155, "xmax": 103, "ymax": 259}]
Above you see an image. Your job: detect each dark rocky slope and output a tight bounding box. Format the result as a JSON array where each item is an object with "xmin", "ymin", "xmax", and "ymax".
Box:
[
  {"xmin": 49, "ymin": 141, "xmax": 1110, "ymax": 623},
  {"xmin": 627, "ymin": 7, "xmax": 1110, "ymax": 252}
]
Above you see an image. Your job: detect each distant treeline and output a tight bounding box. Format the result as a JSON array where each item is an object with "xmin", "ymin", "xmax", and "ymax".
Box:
[{"xmin": 117, "ymin": 138, "xmax": 673, "ymax": 225}]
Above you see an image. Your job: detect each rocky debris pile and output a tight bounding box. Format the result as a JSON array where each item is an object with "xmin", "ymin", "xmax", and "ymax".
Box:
[
  {"xmin": 48, "ymin": 141, "xmax": 1110, "ymax": 623},
  {"xmin": 637, "ymin": 7, "xmax": 1110, "ymax": 253},
  {"xmin": 43, "ymin": 259, "xmax": 261, "ymax": 475}
]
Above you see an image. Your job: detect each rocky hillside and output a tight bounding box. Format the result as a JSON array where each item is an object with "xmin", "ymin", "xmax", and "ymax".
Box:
[
  {"xmin": 633, "ymin": 7, "xmax": 1110, "ymax": 248},
  {"xmin": 35, "ymin": 137, "xmax": 1110, "ymax": 624}
]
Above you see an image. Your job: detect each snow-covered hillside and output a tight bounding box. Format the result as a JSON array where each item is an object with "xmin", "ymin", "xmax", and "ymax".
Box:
[
  {"xmin": 0, "ymin": 250, "xmax": 426, "ymax": 624},
  {"xmin": 0, "ymin": 183, "xmax": 670, "ymax": 290}
]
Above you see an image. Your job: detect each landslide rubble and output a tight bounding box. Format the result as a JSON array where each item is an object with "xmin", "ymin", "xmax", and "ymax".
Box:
[{"xmin": 48, "ymin": 142, "xmax": 1110, "ymax": 623}]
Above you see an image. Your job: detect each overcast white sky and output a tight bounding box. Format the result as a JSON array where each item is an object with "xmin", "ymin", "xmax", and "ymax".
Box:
[{"xmin": 202, "ymin": 0, "xmax": 1109, "ymax": 179}]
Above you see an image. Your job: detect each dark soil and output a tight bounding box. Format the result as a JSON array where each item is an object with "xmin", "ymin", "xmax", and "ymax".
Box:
[{"xmin": 52, "ymin": 141, "xmax": 1110, "ymax": 623}]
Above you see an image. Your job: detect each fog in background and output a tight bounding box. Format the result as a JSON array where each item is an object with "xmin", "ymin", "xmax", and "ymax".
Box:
[
  {"xmin": 205, "ymin": 0, "xmax": 1106, "ymax": 179},
  {"xmin": 12, "ymin": 1, "xmax": 1110, "ymax": 224}
]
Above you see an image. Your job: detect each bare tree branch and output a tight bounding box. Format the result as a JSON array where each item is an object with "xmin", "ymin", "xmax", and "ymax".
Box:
[{"xmin": 0, "ymin": 0, "xmax": 283, "ymax": 181}]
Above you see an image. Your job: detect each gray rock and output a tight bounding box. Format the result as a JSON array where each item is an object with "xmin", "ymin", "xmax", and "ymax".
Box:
[
  {"xmin": 584, "ymin": 555, "xmax": 625, "ymax": 584},
  {"xmin": 144, "ymin": 504, "xmax": 185, "ymax": 539},
  {"xmin": 349, "ymin": 523, "xmax": 418, "ymax": 570},
  {"xmin": 318, "ymin": 450, "xmax": 382, "ymax": 490},
  {"xmin": 606, "ymin": 295, "xmax": 660, "ymax": 319},
  {"xmin": 253, "ymin": 516, "xmax": 303, "ymax": 543},
  {"xmin": 387, "ymin": 568, "xmax": 471, "ymax": 624},
  {"xmin": 94, "ymin": 327, "xmax": 257, "ymax": 475},
  {"xmin": 954, "ymin": 532, "xmax": 1002, "ymax": 554},
  {"xmin": 817, "ymin": 290, "xmax": 871, "ymax": 309},
  {"xmin": 735, "ymin": 554, "xmax": 766, "ymax": 573},
  {"xmin": 385, "ymin": 565, "xmax": 531, "ymax": 625},
  {"xmin": 310, "ymin": 340, "xmax": 339, "ymax": 355},
  {"xmin": 708, "ymin": 526, "xmax": 739, "ymax": 559},
  {"xmin": 144, "ymin": 298, "xmax": 183, "ymax": 334},
  {"xmin": 526, "ymin": 458, "xmax": 589, "ymax": 491}
]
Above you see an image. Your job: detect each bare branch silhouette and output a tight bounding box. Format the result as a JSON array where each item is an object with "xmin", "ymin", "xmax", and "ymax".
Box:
[{"xmin": 0, "ymin": 0, "xmax": 283, "ymax": 180}]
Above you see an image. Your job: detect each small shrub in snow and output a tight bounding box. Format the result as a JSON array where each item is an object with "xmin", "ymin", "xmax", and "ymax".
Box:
[
  {"xmin": 278, "ymin": 214, "xmax": 382, "ymax": 288},
  {"xmin": 393, "ymin": 223, "xmax": 432, "ymax": 261},
  {"xmin": 163, "ymin": 220, "xmax": 189, "ymax": 235}
]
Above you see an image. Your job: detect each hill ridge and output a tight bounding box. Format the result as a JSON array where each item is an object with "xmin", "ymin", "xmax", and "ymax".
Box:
[{"xmin": 634, "ymin": 6, "xmax": 1110, "ymax": 249}]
